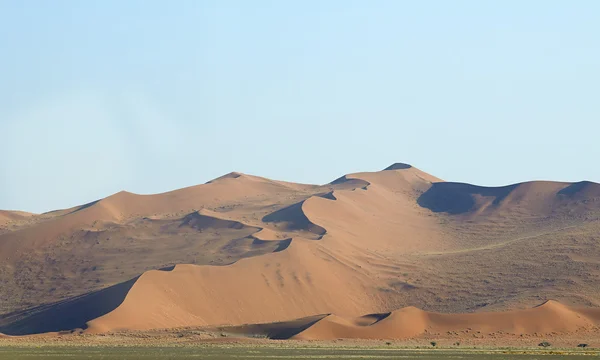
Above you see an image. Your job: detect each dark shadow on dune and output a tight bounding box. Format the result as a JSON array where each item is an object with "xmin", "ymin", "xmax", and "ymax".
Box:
[
  {"xmin": 316, "ymin": 191, "xmax": 337, "ymax": 200},
  {"xmin": 0, "ymin": 277, "xmax": 138, "ymax": 335},
  {"xmin": 206, "ymin": 172, "xmax": 242, "ymax": 184},
  {"xmin": 258, "ymin": 315, "xmax": 328, "ymax": 340},
  {"xmin": 251, "ymin": 238, "xmax": 292, "ymax": 253},
  {"xmin": 268, "ymin": 316, "xmax": 326, "ymax": 340},
  {"xmin": 63, "ymin": 200, "xmax": 101, "ymax": 216},
  {"xmin": 262, "ymin": 202, "xmax": 326, "ymax": 236},
  {"xmin": 384, "ymin": 163, "xmax": 412, "ymax": 170},
  {"xmin": 418, "ymin": 182, "xmax": 519, "ymax": 215},
  {"xmin": 330, "ymin": 175, "xmax": 352, "ymax": 185},
  {"xmin": 360, "ymin": 312, "xmax": 392, "ymax": 326},
  {"xmin": 329, "ymin": 175, "xmax": 370, "ymax": 191},
  {"xmin": 39, "ymin": 200, "xmax": 100, "ymax": 216},
  {"xmin": 158, "ymin": 265, "xmax": 176, "ymax": 271},
  {"xmin": 273, "ymin": 239, "xmax": 292, "ymax": 252},
  {"xmin": 218, "ymin": 315, "xmax": 328, "ymax": 340},
  {"xmin": 558, "ymin": 181, "xmax": 594, "ymax": 196},
  {"xmin": 180, "ymin": 212, "xmax": 251, "ymax": 230}
]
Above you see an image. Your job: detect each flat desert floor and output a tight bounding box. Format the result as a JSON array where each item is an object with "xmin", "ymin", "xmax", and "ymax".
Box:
[
  {"xmin": 1, "ymin": 344, "xmax": 599, "ymax": 360},
  {"xmin": 2, "ymin": 328, "xmax": 600, "ymax": 358}
]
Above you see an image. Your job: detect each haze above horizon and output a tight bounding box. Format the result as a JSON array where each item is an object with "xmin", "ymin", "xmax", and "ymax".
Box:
[{"xmin": 1, "ymin": 0, "xmax": 599, "ymax": 213}]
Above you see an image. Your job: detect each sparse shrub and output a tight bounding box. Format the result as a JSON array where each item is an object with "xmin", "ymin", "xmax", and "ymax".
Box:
[
  {"xmin": 577, "ymin": 343, "xmax": 588, "ymax": 348},
  {"xmin": 385, "ymin": 341, "xmax": 392, "ymax": 346},
  {"xmin": 430, "ymin": 341, "xmax": 437, "ymax": 347},
  {"xmin": 538, "ymin": 341, "xmax": 551, "ymax": 348},
  {"xmin": 454, "ymin": 341, "xmax": 460, "ymax": 346}
]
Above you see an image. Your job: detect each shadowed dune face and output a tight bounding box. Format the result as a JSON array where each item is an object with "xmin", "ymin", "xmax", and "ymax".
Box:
[
  {"xmin": 0, "ymin": 276, "xmax": 139, "ymax": 335},
  {"xmin": 218, "ymin": 314, "xmax": 328, "ymax": 340},
  {"xmin": 205, "ymin": 172, "xmax": 242, "ymax": 183},
  {"xmin": 384, "ymin": 163, "xmax": 413, "ymax": 170},
  {"xmin": 262, "ymin": 201, "xmax": 326, "ymax": 239},
  {"xmin": 417, "ymin": 180, "xmax": 600, "ymax": 217},
  {"xmin": 329, "ymin": 175, "xmax": 370, "ymax": 187},
  {"xmin": 558, "ymin": 181, "xmax": 600, "ymax": 198},
  {"xmin": 1, "ymin": 164, "xmax": 600, "ymax": 337},
  {"xmin": 417, "ymin": 182, "xmax": 519, "ymax": 215},
  {"xmin": 180, "ymin": 212, "xmax": 250, "ymax": 231}
]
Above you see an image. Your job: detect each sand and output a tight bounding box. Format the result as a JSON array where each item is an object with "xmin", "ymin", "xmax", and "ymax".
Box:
[
  {"xmin": 288, "ymin": 301, "xmax": 600, "ymax": 340},
  {"xmin": 1, "ymin": 163, "xmax": 600, "ymax": 343}
]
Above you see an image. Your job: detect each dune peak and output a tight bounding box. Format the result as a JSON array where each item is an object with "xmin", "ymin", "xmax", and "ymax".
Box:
[
  {"xmin": 384, "ymin": 163, "xmax": 413, "ymax": 171},
  {"xmin": 206, "ymin": 171, "xmax": 244, "ymax": 184},
  {"xmin": 3, "ymin": 163, "xmax": 600, "ymax": 340},
  {"xmin": 534, "ymin": 299, "xmax": 564, "ymax": 309}
]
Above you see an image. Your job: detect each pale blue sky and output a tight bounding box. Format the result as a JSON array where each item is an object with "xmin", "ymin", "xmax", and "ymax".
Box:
[{"xmin": 1, "ymin": 1, "xmax": 599, "ymax": 213}]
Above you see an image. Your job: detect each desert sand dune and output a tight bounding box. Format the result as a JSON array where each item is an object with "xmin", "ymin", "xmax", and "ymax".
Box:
[
  {"xmin": 0, "ymin": 276, "xmax": 139, "ymax": 335},
  {"xmin": 0, "ymin": 210, "xmax": 35, "ymax": 227},
  {"xmin": 262, "ymin": 200, "xmax": 326, "ymax": 238},
  {"xmin": 1, "ymin": 163, "xmax": 600, "ymax": 340},
  {"xmin": 418, "ymin": 180, "xmax": 600, "ymax": 217},
  {"xmin": 288, "ymin": 301, "xmax": 600, "ymax": 340},
  {"xmin": 85, "ymin": 238, "xmax": 382, "ymax": 333}
]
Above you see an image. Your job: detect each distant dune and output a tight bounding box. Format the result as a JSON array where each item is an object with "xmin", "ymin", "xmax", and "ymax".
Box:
[
  {"xmin": 0, "ymin": 210, "xmax": 35, "ymax": 227},
  {"xmin": 223, "ymin": 300, "xmax": 600, "ymax": 340},
  {"xmin": 1, "ymin": 163, "xmax": 600, "ymax": 341},
  {"xmin": 290, "ymin": 301, "xmax": 600, "ymax": 340}
]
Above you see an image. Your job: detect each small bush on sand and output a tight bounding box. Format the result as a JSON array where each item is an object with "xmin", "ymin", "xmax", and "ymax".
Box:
[
  {"xmin": 430, "ymin": 341, "xmax": 437, "ymax": 347},
  {"xmin": 577, "ymin": 343, "xmax": 588, "ymax": 348},
  {"xmin": 538, "ymin": 341, "xmax": 551, "ymax": 348}
]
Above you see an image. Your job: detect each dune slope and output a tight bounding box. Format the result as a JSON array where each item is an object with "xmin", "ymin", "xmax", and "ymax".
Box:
[
  {"xmin": 1, "ymin": 163, "xmax": 600, "ymax": 337},
  {"xmin": 287, "ymin": 301, "xmax": 600, "ymax": 340}
]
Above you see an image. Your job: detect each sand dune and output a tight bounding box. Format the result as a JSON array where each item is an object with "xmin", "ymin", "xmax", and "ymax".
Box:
[
  {"xmin": 418, "ymin": 180, "xmax": 600, "ymax": 217},
  {"xmin": 1, "ymin": 163, "xmax": 600, "ymax": 339},
  {"xmin": 0, "ymin": 210, "xmax": 35, "ymax": 227},
  {"xmin": 0, "ymin": 276, "xmax": 139, "ymax": 335},
  {"xmin": 264, "ymin": 301, "xmax": 600, "ymax": 340},
  {"xmin": 85, "ymin": 238, "xmax": 381, "ymax": 333},
  {"xmin": 262, "ymin": 200, "xmax": 326, "ymax": 239}
]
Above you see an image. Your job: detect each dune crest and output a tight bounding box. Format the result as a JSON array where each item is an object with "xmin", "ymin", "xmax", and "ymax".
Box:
[{"xmin": 2, "ymin": 163, "xmax": 600, "ymax": 338}]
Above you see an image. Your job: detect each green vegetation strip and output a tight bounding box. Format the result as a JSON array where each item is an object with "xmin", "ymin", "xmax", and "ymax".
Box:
[{"xmin": 0, "ymin": 347, "xmax": 599, "ymax": 359}]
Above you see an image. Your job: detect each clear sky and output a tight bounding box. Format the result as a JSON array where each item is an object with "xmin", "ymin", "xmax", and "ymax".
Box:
[{"xmin": 1, "ymin": 1, "xmax": 599, "ymax": 213}]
